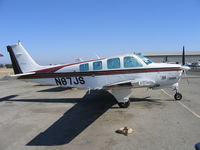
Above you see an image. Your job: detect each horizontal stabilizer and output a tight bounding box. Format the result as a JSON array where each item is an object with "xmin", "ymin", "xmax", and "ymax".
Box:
[{"xmin": 3, "ymin": 72, "xmax": 36, "ymax": 80}]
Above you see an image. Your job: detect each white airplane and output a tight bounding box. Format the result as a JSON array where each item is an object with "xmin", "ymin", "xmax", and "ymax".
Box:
[{"xmin": 7, "ymin": 42, "xmax": 190, "ymax": 108}]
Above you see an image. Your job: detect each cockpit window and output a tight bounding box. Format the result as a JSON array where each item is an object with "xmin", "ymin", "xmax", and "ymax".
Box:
[
  {"xmin": 136, "ymin": 55, "xmax": 153, "ymax": 65},
  {"xmin": 124, "ymin": 56, "xmax": 143, "ymax": 68}
]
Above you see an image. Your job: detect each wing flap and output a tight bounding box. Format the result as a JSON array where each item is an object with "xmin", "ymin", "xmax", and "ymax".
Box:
[{"xmin": 104, "ymin": 79, "xmax": 159, "ymax": 89}]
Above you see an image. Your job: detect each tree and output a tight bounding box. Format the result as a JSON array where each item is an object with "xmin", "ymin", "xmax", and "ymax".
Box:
[{"xmin": 5, "ymin": 64, "xmax": 13, "ymax": 68}]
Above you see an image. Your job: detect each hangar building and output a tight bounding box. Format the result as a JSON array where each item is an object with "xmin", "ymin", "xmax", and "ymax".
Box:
[{"xmin": 142, "ymin": 52, "xmax": 200, "ymax": 64}]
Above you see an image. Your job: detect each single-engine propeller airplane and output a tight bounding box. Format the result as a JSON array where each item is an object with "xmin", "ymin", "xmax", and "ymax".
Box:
[{"xmin": 7, "ymin": 42, "xmax": 190, "ymax": 108}]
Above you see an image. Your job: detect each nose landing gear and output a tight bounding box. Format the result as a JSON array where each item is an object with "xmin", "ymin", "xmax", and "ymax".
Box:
[
  {"xmin": 174, "ymin": 92, "xmax": 182, "ymax": 100},
  {"xmin": 172, "ymin": 83, "xmax": 182, "ymax": 101}
]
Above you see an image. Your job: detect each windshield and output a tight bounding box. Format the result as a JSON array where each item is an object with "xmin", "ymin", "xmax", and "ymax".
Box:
[{"xmin": 136, "ymin": 55, "xmax": 153, "ymax": 65}]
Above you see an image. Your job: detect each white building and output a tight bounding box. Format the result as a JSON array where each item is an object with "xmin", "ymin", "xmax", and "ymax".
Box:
[{"xmin": 142, "ymin": 52, "xmax": 200, "ymax": 64}]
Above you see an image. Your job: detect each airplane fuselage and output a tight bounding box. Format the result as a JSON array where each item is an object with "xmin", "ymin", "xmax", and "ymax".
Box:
[{"xmin": 19, "ymin": 54, "xmax": 183, "ymax": 90}]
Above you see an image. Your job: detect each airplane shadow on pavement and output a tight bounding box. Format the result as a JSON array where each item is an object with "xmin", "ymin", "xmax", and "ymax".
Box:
[
  {"xmin": 1, "ymin": 88, "xmax": 163, "ymax": 146},
  {"xmin": 1, "ymin": 89, "xmax": 116, "ymax": 146}
]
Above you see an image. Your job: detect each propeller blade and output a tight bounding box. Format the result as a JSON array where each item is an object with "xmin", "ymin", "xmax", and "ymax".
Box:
[
  {"xmin": 183, "ymin": 69, "xmax": 189, "ymax": 85},
  {"xmin": 182, "ymin": 46, "xmax": 185, "ymax": 65},
  {"xmin": 180, "ymin": 65, "xmax": 190, "ymax": 85}
]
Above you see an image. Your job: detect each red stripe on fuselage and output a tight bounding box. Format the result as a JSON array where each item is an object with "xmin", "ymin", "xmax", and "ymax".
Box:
[
  {"xmin": 34, "ymin": 58, "xmax": 105, "ymax": 73},
  {"xmin": 19, "ymin": 67, "xmax": 182, "ymax": 79}
]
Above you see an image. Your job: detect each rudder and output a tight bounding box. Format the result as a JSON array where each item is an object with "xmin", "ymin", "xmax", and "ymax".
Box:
[{"xmin": 7, "ymin": 42, "xmax": 44, "ymax": 74}]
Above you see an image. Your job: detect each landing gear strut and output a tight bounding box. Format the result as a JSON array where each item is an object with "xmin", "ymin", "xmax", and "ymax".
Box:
[
  {"xmin": 172, "ymin": 83, "xmax": 182, "ymax": 101},
  {"xmin": 118, "ymin": 101, "xmax": 130, "ymax": 108},
  {"xmin": 108, "ymin": 87, "xmax": 133, "ymax": 108}
]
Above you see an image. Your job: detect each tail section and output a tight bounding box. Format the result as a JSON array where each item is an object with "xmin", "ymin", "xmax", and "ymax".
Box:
[{"xmin": 7, "ymin": 42, "xmax": 44, "ymax": 74}]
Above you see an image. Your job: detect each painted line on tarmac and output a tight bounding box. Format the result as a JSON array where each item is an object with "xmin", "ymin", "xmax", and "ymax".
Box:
[
  {"xmin": 177, "ymin": 101, "xmax": 200, "ymax": 119},
  {"xmin": 161, "ymin": 89, "xmax": 173, "ymax": 99},
  {"xmin": 161, "ymin": 89, "xmax": 200, "ymax": 119}
]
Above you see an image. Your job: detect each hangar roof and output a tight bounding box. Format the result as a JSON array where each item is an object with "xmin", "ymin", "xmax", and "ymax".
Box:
[{"xmin": 142, "ymin": 51, "xmax": 200, "ymax": 57}]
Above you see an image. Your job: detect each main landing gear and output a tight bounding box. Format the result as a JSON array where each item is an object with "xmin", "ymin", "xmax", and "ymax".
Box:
[
  {"xmin": 108, "ymin": 87, "xmax": 133, "ymax": 108},
  {"xmin": 118, "ymin": 101, "xmax": 130, "ymax": 108}
]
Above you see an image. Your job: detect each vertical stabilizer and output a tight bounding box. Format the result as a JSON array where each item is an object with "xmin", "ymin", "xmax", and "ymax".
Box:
[{"xmin": 7, "ymin": 42, "xmax": 44, "ymax": 74}]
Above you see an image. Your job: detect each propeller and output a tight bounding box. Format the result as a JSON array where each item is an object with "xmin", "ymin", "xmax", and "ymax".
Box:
[
  {"xmin": 181, "ymin": 46, "xmax": 190, "ymax": 84},
  {"xmin": 182, "ymin": 46, "xmax": 185, "ymax": 65}
]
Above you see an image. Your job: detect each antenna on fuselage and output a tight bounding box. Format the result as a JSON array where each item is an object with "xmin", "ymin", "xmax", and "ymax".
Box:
[
  {"xmin": 18, "ymin": 40, "xmax": 22, "ymax": 44},
  {"xmin": 95, "ymin": 54, "xmax": 100, "ymax": 59},
  {"xmin": 75, "ymin": 58, "xmax": 83, "ymax": 62}
]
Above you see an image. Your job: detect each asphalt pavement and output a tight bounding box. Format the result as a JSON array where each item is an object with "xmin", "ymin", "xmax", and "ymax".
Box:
[{"xmin": 0, "ymin": 75, "xmax": 200, "ymax": 150}]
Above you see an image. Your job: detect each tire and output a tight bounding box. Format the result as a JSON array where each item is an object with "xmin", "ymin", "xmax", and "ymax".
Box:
[
  {"xmin": 118, "ymin": 101, "xmax": 130, "ymax": 108},
  {"xmin": 174, "ymin": 93, "xmax": 182, "ymax": 100}
]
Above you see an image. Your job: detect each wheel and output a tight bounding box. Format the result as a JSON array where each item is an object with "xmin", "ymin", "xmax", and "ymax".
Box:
[
  {"xmin": 118, "ymin": 101, "xmax": 130, "ymax": 108},
  {"xmin": 174, "ymin": 93, "xmax": 182, "ymax": 100}
]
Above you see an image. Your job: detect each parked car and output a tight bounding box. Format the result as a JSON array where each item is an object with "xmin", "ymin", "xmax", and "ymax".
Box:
[{"xmin": 191, "ymin": 62, "xmax": 200, "ymax": 67}]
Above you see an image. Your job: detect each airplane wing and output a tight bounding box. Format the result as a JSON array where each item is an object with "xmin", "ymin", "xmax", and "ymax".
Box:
[
  {"xmin": 103, "ymin": 79, "xmax": 159, "ymax": 89},
  {"xmin": 103, "ymin": 79, "xmax": 159, "ymax": 107}
]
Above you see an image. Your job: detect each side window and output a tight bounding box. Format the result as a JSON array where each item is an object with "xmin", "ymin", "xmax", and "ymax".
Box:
[
  {"xmin": 107, "ymin": 58, "xmax": 120, "ymax": 69},
  {"xmin": 93, "ymin": 61, "xmax": 102, "ymax": 70},
  {"xmin": 124, "ymin": 56, "xmax": 143, "ymax": 68},
  {"xmin": 80, "ymin": 63, "xmax": 89, "ymax": 71}
]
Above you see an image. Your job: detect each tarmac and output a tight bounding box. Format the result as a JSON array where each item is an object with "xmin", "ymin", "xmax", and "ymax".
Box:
[{"xmin": 0, "ymin": 73, "xmax": 200, "ymax": 150}]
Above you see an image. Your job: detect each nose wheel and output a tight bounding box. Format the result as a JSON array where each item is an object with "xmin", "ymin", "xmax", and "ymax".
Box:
[
  {"xmin": 174, "ymin": 92, "xmax": 182, "ymax": 100},
  {"xmin": 172, "ymin": 83, "xmax": 182, "ymax": 101}
]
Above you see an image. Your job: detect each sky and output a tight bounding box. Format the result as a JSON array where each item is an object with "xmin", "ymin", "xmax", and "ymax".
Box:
[{"xmin": 0, "ymin": 0, "xmax": 200, "ymax": 64}]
